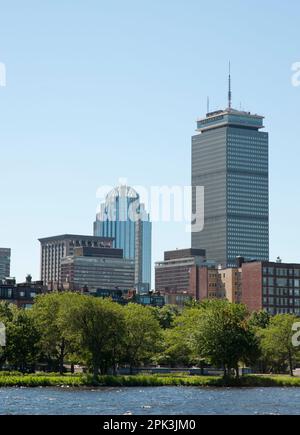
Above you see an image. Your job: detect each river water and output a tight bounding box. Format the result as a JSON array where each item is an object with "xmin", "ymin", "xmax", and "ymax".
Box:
[{"xmin": 0, "ymin": 387, "xmax": 300, "ymax": 415}]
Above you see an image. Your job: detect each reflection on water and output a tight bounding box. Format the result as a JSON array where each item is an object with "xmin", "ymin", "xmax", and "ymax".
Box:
[{"xmin": 0, "ymin": 387, "xmax": 300, "ymax": 415}]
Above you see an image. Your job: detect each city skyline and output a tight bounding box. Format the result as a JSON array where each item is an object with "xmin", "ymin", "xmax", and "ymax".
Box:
[{"xmin": 1, "ymin": 1, "xmax": 300, "ymax": 280}]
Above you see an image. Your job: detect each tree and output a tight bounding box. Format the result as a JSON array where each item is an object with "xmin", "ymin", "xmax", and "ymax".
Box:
[
  {"xmin": 258, "ymin": 314, "xmax": 300, "ymax": 377},
  {"xmin": 123, "ymin": 304, "xmax": 162, "ymax": 373},
  {"xmin": 151, "ymin": 305, "xmax": 180, "ymax": 329},
  {"xmin": 65, "ymin": 295, "xmax": 125, "ymax": 376},
  {"xmin": 3, "ymin": 309, "xmax": 40, "ymax": 372},
  {"xmin": 249, "ymin": 311, "xmax": 270, "ymax": 330},
  {"xmin": 0, "ymin": 302, "xmax": 16, "ymax": 369},
  {"xmin": 157, "ymin": 308, "xmax": 202, "ymax": 368},
  {"xmin": 194, "ymin": 300, "xmax": 260, "ymax": 378},
  {"xmin": 32, "ymin": 292, "xmax": 81, "ymax": 374},
  {"xmin": 0, "ymin": 301, "xmax": 16, "ymax": 323}
]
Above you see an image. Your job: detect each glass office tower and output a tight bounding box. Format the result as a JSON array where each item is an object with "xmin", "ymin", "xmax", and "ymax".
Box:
[
  {"xmin": 0, "ymin": 248, "xmax": 11, "ymax": 281},
  {"xmin": 192, "ymin": 108, "xmax": 269, "ymax": 267},
  {"xmin": 94, "ymin": 185, "xmax": 152, "ymax": 290}
]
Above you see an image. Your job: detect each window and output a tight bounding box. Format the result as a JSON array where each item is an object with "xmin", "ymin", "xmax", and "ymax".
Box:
[
  {"xmin": 277, "ymin": 278, "xmax": 288, "ymax": 287},
  {"xmin": 277, "ymin": 269, "xmax": 288, "ymax": 277}
]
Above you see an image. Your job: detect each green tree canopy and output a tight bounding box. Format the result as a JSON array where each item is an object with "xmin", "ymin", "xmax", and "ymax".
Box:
[
  {"xmin": 64, "ymin": 295, "xmax": 125, "ymax": 376},
  {"xmin": 31, "ymin": 292, "xmax": 81, "ymax": 374},
  {"xmin": 157, "ymin": 308, "xmax": 203, "ymax": 367},
  {"xmin": 123, "ymin": 304, "xmax": 162, "ymax": 372},
  {"xmin": 193, "ymin": 300, "xmax": 260, "ymax": 378},
  {"xmin": 248, "ymin": 311, "xmax": 270, "ymax": 330},
  {"xmin": 151, "ymin": 305, "xmax": 180, "ymax": 329},
  {"xmin": 1, "ymin": 307, "xmax": 40, "ymax": 372},
  {"xmin": 258, "ymin": 314, "xmax": 300, "ymax": 376}
]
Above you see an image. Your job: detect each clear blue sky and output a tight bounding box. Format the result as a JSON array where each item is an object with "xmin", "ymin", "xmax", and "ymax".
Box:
[{"xmin": 0, "ymin": 0, "xmax": 300, "ymax": 282}]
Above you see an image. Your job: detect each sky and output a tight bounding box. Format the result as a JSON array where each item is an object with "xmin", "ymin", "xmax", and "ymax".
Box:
[{"xmin": 0, "ymin": 0, "xmax": 300, "ymax": 282}]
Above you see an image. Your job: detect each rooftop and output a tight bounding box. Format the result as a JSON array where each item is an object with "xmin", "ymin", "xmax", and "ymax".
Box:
[
  {"xmin": 39, "ymin": 234, "xmax": 115, "ymax": 243},
  {"xmin": 197, "ymin": 107, "xmax": 265, "ymax": 133}
]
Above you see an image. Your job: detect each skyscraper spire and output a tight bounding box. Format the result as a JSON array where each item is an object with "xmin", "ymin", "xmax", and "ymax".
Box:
[{"xmin": 228, "ymin": 61, "xmax": 232, "ymax": 109}]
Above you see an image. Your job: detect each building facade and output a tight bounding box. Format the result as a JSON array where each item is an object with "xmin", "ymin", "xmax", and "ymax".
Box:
[
  {"xmin": 0, "ymin": 276, "xmax": 46, "ymax": 309},
  {"xmin": 155, "ymin": 249, "xmax": 207, "ymax": 305},
  {"xmin": 94, "ymin": 185, "xmax": 152, "ymax": 290},
  {"xmin": 192, "ymin": 107, "xmax": 269, "ymax": 267},
  {"xmin": 198, "ymin": 266, "xmax": 242, "ymax": 303},
  {"xmin": 93, "ymin": 288, "xmax": 165, "ymax": 307},
  {"xmin": 60, "ymin": 246, "xmax": 135, "ymax": 292},
  {"xmin": 241, "ymin": 260, "xmax": 300, "ymax": 315},
  {"xmin": 0, "ymin": 248, "xmax": 11, "ymax": 282},
  {"xmin": 39, "ymin": 234, "xmax": 114, "ymax": 287}
]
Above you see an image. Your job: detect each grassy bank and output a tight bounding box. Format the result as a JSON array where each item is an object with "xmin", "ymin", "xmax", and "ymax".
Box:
[{"xmin": 1, "ymin": 372, "xmax": 300, "ymax": 388}]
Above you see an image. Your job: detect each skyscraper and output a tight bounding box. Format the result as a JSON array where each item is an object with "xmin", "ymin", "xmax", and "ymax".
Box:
[
  {"xmin": 192, "ymin": 76, "xmax": 269, "ymax": 267},
  {"xmin": 0, "ymin": 248, "xmax": 11, "ymax": 281},
  {"xmin": 94, "ymin": 185, "xmax": 152, "ymax": 290}
]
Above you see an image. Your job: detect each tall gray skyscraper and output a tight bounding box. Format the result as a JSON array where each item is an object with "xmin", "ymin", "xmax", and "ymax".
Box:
[
  {"xmin": 94, "ymin": 185, "xmax": 152, "ymax": 290},
  {"xmin": 192, "ymin": 78, "xmax": 269, "ymax": 267},
  {"xmin": 0, "ymin": 248, "xmax": 11, "ymax": 281}
]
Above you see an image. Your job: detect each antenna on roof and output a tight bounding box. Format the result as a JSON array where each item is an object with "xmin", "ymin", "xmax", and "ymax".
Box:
[
  {"xmin": 228, "ymin": 61, "xmax": 232, "ymax": 109},
  {"xmin": 207, "ymin": 96, "xmax": 210, "ymax": 114}
]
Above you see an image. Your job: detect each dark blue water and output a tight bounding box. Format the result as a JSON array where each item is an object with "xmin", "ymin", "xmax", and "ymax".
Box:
[{"xmin": 0, "ymin": 387, "xmax": 300, "ymax": 415}]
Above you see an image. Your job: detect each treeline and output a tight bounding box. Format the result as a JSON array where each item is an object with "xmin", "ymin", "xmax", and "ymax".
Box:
[{"xmin": 0, "ymin": 293, "xmax": 300, "ymax": 378}]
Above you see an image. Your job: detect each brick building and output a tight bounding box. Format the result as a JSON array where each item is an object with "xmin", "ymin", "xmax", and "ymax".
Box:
[
  {"xmin": 241, "ymin": 260, "xmax": 300, "ymax": 315},
  {"xmin": 0, "ymin": 276, "xmax": 46, "ymax": 309},
  {"xmin": 199, "ymin": 266, "xmax": 242, "ymax": 303},
  {"xmin": 155, "ymin": 249, "xmax": 213, "ymax": 306}
]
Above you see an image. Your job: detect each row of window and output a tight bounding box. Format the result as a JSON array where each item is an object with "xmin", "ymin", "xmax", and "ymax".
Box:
[
  {"xmin": 263, "ymin": 268, "xmax": 300, "ymax": 277},
  {"xmin": 263, "ymin": 288, "xmax": 300, "ymax": 296},
  {"xmin": 264, "ymin": 298, "xmax": 300, "ymax": 307},
  {"xmin": 0, "ymin": 289, "xmax": 37, "ymax": 299},
  {"xmin": 263, "ymin": 278, "xmax": 300, "ymax": 287}
]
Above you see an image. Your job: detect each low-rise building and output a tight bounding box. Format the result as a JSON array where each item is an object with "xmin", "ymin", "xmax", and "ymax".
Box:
[
  {"xmin": 0, "ymin": 276, "xmax": 46, "ymax": 309},
  {"xmin": 241, "ymin": 260, "xmax": 300, "ymax": 315},
  {"xmin": 134, "ymin": 292, "xmax": 165, "ymax": 307},
  {"xmin": 155, "ymin": 249, "xmax": 208, "ymax": 303},
  {"xmin": 93, "ymin": 288, "xmax": 165, "ymax": 307},
  {"xmin": 161, "ymin": 292, "xmax": 192, "ymax": 308},
  {"xmin": 200, "ymin": 258, "xmax": 300, "ymax": 316},
  {"xmin": 199, "ymin": 266, "xmax": 242, "ymax": 303}
]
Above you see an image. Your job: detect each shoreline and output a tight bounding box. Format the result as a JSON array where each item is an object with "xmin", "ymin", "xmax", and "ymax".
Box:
[{"xmin": 0, "ymin": 374, "xmax": 300, "ymax": 388}]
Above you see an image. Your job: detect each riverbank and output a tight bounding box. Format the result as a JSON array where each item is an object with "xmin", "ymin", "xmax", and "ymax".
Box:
[{"xmin": 1, "ymin": 373, "xmax": 300, "ymax": 388}]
